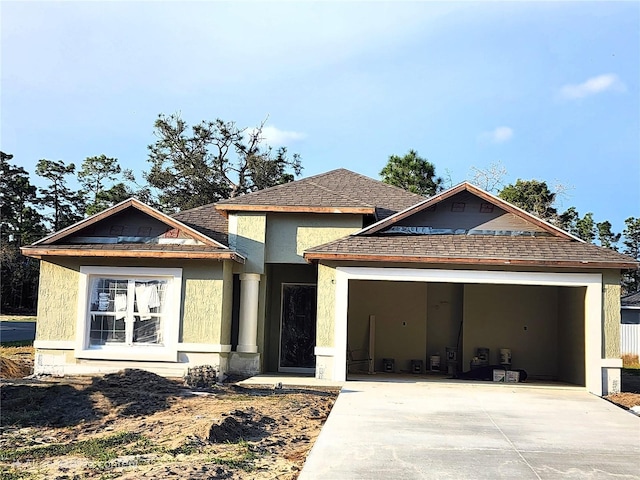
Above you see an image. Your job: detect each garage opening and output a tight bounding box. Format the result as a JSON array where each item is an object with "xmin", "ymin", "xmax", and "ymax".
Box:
[{"xmin": 346, "ymin": 280, "xmax": 586, "ymax": 386}]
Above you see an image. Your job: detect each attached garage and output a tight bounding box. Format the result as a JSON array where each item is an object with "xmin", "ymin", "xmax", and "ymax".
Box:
[{"xmin": 305, "ymin": 183, "xmax": 637, "ymax": 396}]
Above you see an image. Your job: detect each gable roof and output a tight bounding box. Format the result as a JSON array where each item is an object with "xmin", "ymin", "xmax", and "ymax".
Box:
[
  {"xmin": 173, "ymin": 203, "xmax": 229, "ymax": 245},
  {"xmin": 214, "ymin": 168, "xmax": 425, "ymax": 219},
  {"xmin": 303, "ymin": 234, "xmax": 638, "ymax": 269},
  {"xmin": 622, "ymin": 291, "xmax": 640, "ymax": 308},
  {"xmin": 304, "ymin": 181, "xmax": 639, "ymax": 270},
  {"xmin": 357, "ymin": 181, "xmax": 580, "ymax": 240},
  {"xmin": 22, "ymin": 198, "xmax": 244, "ymax": 262}
]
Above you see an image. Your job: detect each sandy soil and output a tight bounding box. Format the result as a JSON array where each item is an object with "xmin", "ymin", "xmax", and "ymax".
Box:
[
  {"xmin": 0, "ymin": 369, "xmax": 338, "ymax": 480},
  {"xmin": 2, "ymin": 347, "xmax": 639, "ymax": 479}
]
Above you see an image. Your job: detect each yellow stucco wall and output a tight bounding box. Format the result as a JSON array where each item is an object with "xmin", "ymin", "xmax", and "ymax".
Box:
[
  {"xmin": 316, "ymin": 263, "xmax": 336, "ymax": 347},
  {"xmin": 181, "ymin": 263, "xmax": 226, "ymax": 344},
  {"xmin": 264, "ymin": 214, "xmax": 362, "ymax": 264},
  {"xmin": 36, "ymin": 261, "xmax": 79, "ymax": 341},
  {"xmin": 230, "ymin": 213, "xmax": 266, "ymax": 274},
  {"xmin": 36, "ymin": 257, "xmax": 229, "ymax": 346},
  {"xmin": 602, "ymin": 270, "xmax": 621, "ymax": 358}
]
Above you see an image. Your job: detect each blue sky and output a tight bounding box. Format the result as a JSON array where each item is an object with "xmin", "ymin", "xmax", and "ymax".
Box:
[{"xmin": 2, "ymin": 1, "xmax": 638, "ymax": 236}]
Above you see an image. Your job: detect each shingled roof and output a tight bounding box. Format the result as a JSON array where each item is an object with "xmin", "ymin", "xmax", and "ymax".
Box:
[
  {"xmin": 303, "ymin": 181, "xmax": 639, "ymax": 270},
  {"xmin": 173, "ymin": 204, "xmax": 229, "ymax": 245},
  {"xmin": 622, "ymin": 291, "xmax": 640, "ymax": 307},
  {"xmin": 303, "ymin": 235, "xmax": 638, "ymax": 269},
  {"xmin": 214, "ymin": 169, "xmax": 425, "ymax": 219}
]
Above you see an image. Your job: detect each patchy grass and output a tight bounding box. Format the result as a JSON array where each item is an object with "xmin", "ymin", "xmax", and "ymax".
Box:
[
  {"xmin": 622, "ymin": 354, "xmax": 640, "ymax": 370},
  {"xmin": 0, "ymin": 340, "xmax": 33, "ymax": 348},
  {"xmin": 0, "ymin": 432, "xmax": 148, "ymax": 462}
]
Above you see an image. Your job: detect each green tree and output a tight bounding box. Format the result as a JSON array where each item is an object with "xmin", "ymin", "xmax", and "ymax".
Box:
[
  {"xmin": 0, "ymin": 152, "xmax": 45, "ymax": 313},
  {"xmin": 596, "ymin": 220, "xmax": 621, "ymax": 250},
  {"xmin": 145, "ymin": 113, "xmax": 302, "ymax": 212},
  {"xmin": 498, "ymin": 179, "xmax": 557, "ymax": 220},
  {"xmin": 622, "ymin": 217, "xmax": 640, "ymax": 293},
  {"xmin": 1, "ymin": 152, "xmax": 46, "ymax": 246},
  {"xmin": 380, "ymin": 150, "xmax": 443, "ymax": 196},
  {"xmin": 36, "ymin": 159, "xmax": 84, "ymax": 231},
  {"xmin": 78, "ymin": 155, "xmax": 134, "ymax": 215}
]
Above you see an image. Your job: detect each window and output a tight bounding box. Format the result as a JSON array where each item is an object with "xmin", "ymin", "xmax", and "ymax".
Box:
[{"xmin": 76, "ymin": 267, "xmax": 182, "ymax": 361}]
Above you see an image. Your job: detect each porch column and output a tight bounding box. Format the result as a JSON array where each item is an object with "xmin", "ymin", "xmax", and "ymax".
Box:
[{"xmin": 237, "ymin": 273, "xmax": 260, "ymax": 353}]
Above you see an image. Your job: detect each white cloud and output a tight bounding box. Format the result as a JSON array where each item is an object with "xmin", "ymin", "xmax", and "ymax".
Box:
[
  {"xmin": 258, "ymin": 125, "xmax": 307, "ymax": 146},
  {"xmin": 559, "ymin": 74, "xmax": 626, "ymax": 100},
  {"xmin": 479, "ymin": 126, "xmax": 513, "ymax": 144}
]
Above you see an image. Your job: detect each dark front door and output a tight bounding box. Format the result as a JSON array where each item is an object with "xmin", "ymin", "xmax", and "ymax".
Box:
[{"xmin": 279, "ymin": 283, "xmax": 317, "ymax": 373}]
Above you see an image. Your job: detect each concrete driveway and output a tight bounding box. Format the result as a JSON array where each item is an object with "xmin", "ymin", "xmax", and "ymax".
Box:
[{"xmin": 300, "ymin": 377, "xmax": 640, "ymax": 479}]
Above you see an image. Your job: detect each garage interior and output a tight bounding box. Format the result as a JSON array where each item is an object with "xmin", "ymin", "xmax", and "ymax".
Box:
[{"xmin": 346, "ymin": 280, "xmax": 586, "ymax": 386}]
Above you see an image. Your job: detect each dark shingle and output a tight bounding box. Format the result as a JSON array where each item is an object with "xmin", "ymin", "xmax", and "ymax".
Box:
[
  {"xmin": 304, "ymin": 235, "xmax": 639, "ymax": 268},
  {"xmin": 215, "ymin": 169, "xmax": 425, "ymax": 219}
]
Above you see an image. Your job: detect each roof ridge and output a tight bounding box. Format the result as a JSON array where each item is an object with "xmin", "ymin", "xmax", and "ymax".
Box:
[
  {"xmin": 345, "ymin": 169, "xmax": 427, "ymax": 200},
  {"xmin": 215, "ymin": 168, "xmax": 354, "ymax": 205}
]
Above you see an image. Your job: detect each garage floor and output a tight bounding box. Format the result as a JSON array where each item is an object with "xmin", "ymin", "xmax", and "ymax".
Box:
[{"xmin": 299, "ymin": 376, "xmax": 640, "ymax": 479}]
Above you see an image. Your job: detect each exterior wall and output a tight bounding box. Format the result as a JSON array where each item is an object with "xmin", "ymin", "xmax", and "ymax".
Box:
[
  {"xmin": 229, "ymin": 213, "xmax": 266, "ymax": 274},
  {"xmin": 602, "ymin": 271, "xmax": 621, "ymax": 358},
  {"xmin": 265, "ymin": 214, "xmax": 362, "ymax": 264},
  {"xmin": 36, "ymin": 261, "xmax": 79, "ymax": 342},
  {"xmin": 181, "ymin": 263, "xmax": 226, "ymax": 344},
  {"xmin": 557, "ymin": 287, "xmax": 586, "ymax": 385},
  {"xmin": 463, "ymin": 284, "xmax": 559, "ymax": 378},
  {"xmin": 34, "ymin": 256, "xmax": 233, "ymax": 376},
  {"xmin": 397, "ymin": 191, "xmax": 546, "ymax": 233},
  {"xmin": 316, "ymin": 263, "xmax": 336, "ymax": 348},
  {"xmin": 348, "ymin": 280, "xmax": 428, "ymax": 372}
]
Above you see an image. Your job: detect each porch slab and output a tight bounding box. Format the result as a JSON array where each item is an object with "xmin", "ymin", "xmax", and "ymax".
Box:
[{"xmin": 237, "ymin": 373, "xmax": 345, "ymax": 388}]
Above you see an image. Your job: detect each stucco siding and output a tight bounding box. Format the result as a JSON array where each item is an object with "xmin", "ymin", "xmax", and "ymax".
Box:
[
  {"xmin": 230, "ymin": 213, "xmax": 266, "ymax": 274},
  {"xmin": 316, "ymin": 263, "xmax": 336, "ymax": 347},
  {"xmin": 265, "ymin": 214, "xmax": 362, "ymax": 264},
  {"xmin": 602, "ymin": 270, "xmax": 621, "ymax": 358},
  {"xmin": 36, "ymin": 261, "xmax": 79, "ymax": 341},
  {"xmin": 181, "ymin": 263, "xmax": 226, "ymax": 344}
]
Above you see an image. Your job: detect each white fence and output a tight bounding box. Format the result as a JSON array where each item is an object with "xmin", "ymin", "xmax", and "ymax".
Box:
[{"xmin": 621, "ymin": 324, "xmax": 640, "ymax": 357}]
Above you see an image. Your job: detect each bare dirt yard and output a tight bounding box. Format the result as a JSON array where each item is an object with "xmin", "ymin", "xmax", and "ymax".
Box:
[
  {"xmin": 0, "ymin": 349, "xmax": 338, "ymax": 480},
  {"xmin": 2, "ymin": 345, "xmax": 639, "ymax": 480}
]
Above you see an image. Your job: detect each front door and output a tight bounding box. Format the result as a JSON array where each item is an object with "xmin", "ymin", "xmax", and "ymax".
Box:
[{"xmin": 279, "ymin": 283, "xmax": 317, "ymax": 373}]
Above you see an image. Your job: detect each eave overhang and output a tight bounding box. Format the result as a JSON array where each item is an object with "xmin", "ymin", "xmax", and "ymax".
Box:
[
  {"xmin": 214, "ymin": 204, "xmax": 375, "ymax": 218},
  {"xmin": 21, "ymin": 246, "xmax": 245, "ymax": 263},
  {"xmin": 303, "ymin": 251, "xmax": 637, "ymax": 270}
]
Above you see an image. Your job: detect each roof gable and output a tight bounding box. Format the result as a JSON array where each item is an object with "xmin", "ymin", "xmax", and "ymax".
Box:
[
  {"xmin": 357, "ymin": 182, "xmax": 580, "ymax": 240},
  {"xmin": 32, "ymin": 198, "xmax": 227, "ymax": 248}
]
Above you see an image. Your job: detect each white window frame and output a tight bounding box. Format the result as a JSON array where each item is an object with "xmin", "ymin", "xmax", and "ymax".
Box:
[{"xmin": 76, "ymin": 266, "xmax": 182, "ymax": 361}]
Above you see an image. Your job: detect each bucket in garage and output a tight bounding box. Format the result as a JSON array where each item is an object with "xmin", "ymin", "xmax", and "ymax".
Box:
[
  {"xmin": 430, "ymin": 355, "xmax": 441, "ymax": 371},
  {"xmin": 445, "ymin": 347, "xmax": 457, "ymax": 376},
  {"xmin": 476, "ymin": 347, "xmax": 490, "ymax": 366},
  {"xmin": 499, "ymin": 348, "xmax": 512, "ymax": 366}
]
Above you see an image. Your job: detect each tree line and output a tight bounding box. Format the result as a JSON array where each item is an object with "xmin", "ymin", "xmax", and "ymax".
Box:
[
  {"xmin": 1, "ymin": 115, "xmax": 301, "ymax": 313},
  {"xmin": 1, "ymin": 119, "xmax": 638, "ymax": 313}
]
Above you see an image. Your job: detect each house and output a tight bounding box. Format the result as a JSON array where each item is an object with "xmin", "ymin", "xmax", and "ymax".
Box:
[
  {"xmin": 621, "ymin": 291, "xmax": 640, "ymax": 358},
  {"xmin": 21, "ymin": 169, "xmax": 638, "ymax": 396}
]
